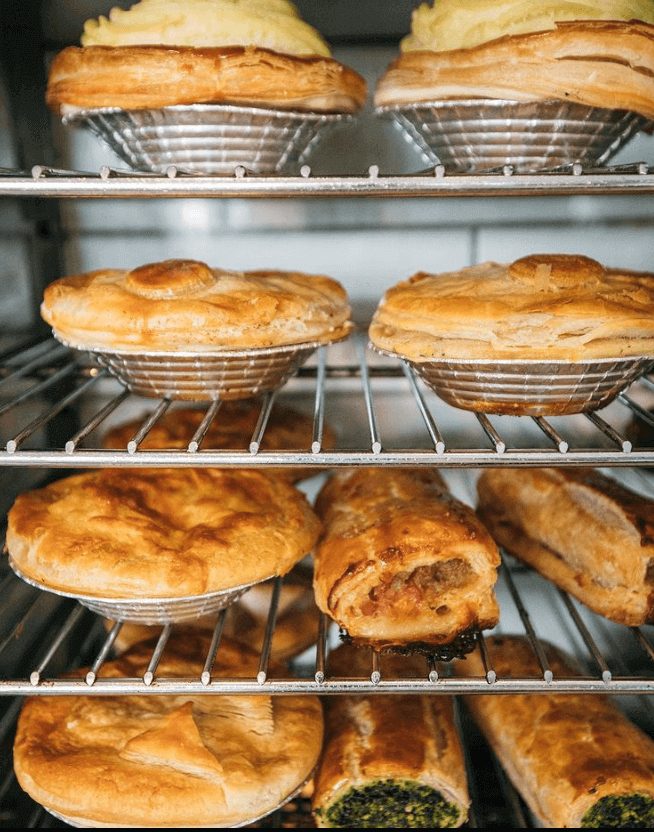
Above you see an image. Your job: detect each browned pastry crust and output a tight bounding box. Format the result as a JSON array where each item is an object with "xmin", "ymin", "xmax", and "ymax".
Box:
[
  {"xmin": 311, "ymin": 644, "xmax": 469, "ymax": 828},
  {"xmin": 456, "ymin": 634, "xmax": 654, "ymax": 828},
  {"xmin": 46, "ymin": 44, "xmax": 368, "ymax": 115},
  {"xmin": 5, "ymin": 467, "xmax": 322, "ymax": 599},
  {"xmin": 312, "ymin": 468, "xmax": 501, "ymax": 654},
  {"xmin": 101, "ymin": 400, "xmax": 337, "ymax": 483},
  {"xmin": 41, "ymin": 259, "xmax": 353, "ymax": 353},
  {"xmin": 13, "ymin": 633, "xmax": 324, "ymax": 828},
  {"xmin": 476, "ymin": 467, "xmax": 654, "ymax": 626},
  {"xmin": 374, "ymin": 19, "xmax": 654, "ymax": 120},
  {"xmin": 106, "ymin": 565, "xmax": 320, "ymax": 661},
  {"xmin": 368, "ymin": 254, "xmax": 654, "ymax": 362}
]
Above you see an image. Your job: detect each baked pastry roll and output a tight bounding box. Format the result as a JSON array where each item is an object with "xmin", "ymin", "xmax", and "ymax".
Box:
[
  {"xmin": 456, "ymin": 634, "xmax": 654, "ymax": 828},
  {"xmin": 46, "ymin": 0, "xmax": 367, "ymax": 115},
  {"xmin": 374, "ymin": 10, "xmax": 654, "ymax": 120},
  {"xmin": 5, "ymin": 466, "xmax": 321, "ymax": 600},
  {"xmin": 14, "ymin": 632, "xmax": 324, "ymax": 828},
  {"xmin": 312, "ymin": 468, "xmax": 501, "ymax": 658},
  {"xmin": 369, "ymin": 254, "xmax": 654, "ymax": 363},
  {"xmin": 312, "ymin": 643, "xmax": 470, "ymax": 828},
  {"xmin": 476, "ymin": 466, "xmax": 654, "ymax": 626},
  {"xmin": 41, "ymin": 258, "xmax": 353, "ymax": 353},
  {"xmin": 101, "ymin": 399, "xmax": 337, "ymax": 483}
]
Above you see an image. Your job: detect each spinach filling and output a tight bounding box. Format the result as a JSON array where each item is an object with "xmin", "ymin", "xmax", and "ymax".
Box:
[
  {"xmin": 582, "ymin": 794, "xmax": 654, "ymax": 828},
  {"xmin": 315, "ymin": 779, "xmax": 462, "ymax": 828}
]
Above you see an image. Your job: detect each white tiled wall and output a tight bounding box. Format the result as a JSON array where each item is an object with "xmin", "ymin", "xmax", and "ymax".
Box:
[{"xmin": 28, "ymin": 45, "xmax": 654, "ymax": 325}]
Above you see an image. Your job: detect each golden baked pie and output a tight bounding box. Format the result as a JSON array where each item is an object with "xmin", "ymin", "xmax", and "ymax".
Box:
[
  {"xmin": 312, "ymin": 644, "xmax": 470, "ymax": 828},
  {"xmin": 369, "ymin": 254, "xmax": 654, "ymax": 362},
  {"xmin": 46, "ymin": 0, "xmax": 367, "ymax": 116},
  {"xmin": 101, "ymin": 399, "xmax": 337, "ymax": 482},
  {"xmin": 41, "ymin": 258, "xmax": 353, "ymax": 353},
  {"xmin": 374, "ymin": 3, "xmax": 654, "ymax": 120},
  {"xmin": 14, "ymin": 632, "xmax": 324, "ymax": 828},
  {"xmin": 5, "ymin": 466, "xmax": 322, "ymax": 600},
  {"xmin": 312, "ymin": 468, "xmax": 501, "ymax": 657},
  {"xmin": 456, "ymin": 634, "xmax": 654, "ymax": 828},
  {"xmin": 476, "ymin": 466, "xmax": 654, "ymax": 626}
]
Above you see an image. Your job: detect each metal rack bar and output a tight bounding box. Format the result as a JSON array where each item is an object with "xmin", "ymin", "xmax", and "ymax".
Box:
[{"xmin": 2, "ymin": 165, "xmax": 654, "ymax": 198}]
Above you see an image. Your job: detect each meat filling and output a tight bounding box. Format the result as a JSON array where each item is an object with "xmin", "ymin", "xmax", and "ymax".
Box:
[{"xmin": 360, "ymin": 559, "xmax": 473, "ymax": 617}]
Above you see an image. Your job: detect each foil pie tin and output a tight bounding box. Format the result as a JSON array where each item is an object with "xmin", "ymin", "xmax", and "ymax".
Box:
[
  {"xmin": 63, "ymin": 339, "xmax": 326, "ymax": 401},
  {"xmin": 375, "ymin": 98, "xmax": 651, "ymax": 172},
  {"xmin": 9, "ymin": 556, "xmax": 260, "ymax": 625},
  {"xmin": 372, "ymin": 346, "xmax": 654, "ymax": 416},
  {"xmin": 63, "ymin": 103, "xmax": 352, "ymax": 174}
]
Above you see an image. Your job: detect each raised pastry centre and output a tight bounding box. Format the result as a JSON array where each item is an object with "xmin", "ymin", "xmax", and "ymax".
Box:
[
  {"xmin": 508, "ymin": 253, "xmax": 605, "ymax": 289},
  {"xmin": 123, "ymin": 258, "xmax": 217, "ymax": 298}
]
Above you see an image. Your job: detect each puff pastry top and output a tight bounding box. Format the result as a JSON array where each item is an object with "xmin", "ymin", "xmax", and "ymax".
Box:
[
  {"xmin": 5, "ymin": 467, "xmax": 322, "ymax": 598},
  {"xmin": 374, "ymin": 19, "xmax": 654, "ymax": 121},
  {"xmin": 47, "ymin": 0, "xmax": 367, "ymax": 115},
  {"xmin": 46, "ymin": 44, "xmax": 368, "ymax": 115},
  {"xmin": 369, "ymin": 254, "xmax": 654, "ymax": 362},
  {"xmin": 13, "ymin": 633, "xmax": 324, "ymax": 828},
  {"xmin": 41, "ymin": 259, "xmax": 353, "ymax": 353}
]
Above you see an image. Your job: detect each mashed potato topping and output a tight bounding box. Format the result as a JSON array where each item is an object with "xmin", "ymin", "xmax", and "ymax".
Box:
[
  {"xmin": 401, "ymin": 0, "xmax": 654, "ymax": 52},
  {"xmin": 81, "ymin": 0, "xmax": 331, "ymax": 56}
]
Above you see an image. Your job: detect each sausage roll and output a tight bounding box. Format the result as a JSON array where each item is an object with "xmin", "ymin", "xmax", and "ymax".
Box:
[
  {"xmin": 476, "ymin": 467, "xmax": 654, "ymax": 626},
  {"xmin": 456, "ymin": 634, "xmax": 654, "ymax": 828},
  {"xmin": 312, "ymin": 468, "xmax": 501, "ymax": 658},
  {"xmin": 312, "ymin": 643, "xmax": 470, "ymax": 828}
]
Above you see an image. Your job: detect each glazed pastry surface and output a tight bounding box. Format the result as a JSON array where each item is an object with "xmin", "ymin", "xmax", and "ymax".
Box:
[{"xmin": 41, "ymin": 259, "xmax": 353, "ymax": 352}]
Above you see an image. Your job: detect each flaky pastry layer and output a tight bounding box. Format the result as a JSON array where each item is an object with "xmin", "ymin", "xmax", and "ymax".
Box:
[
  {"xmin": 368, "ymin": 254, "xmax": 654, "ymax": 362},
  {"xmin": 476, "ymin": 466, "xmax": 654, "ymax": 626},
  {"xmin": 374, "ymin": 19, "xmax": 654, "ymax": 121},
  {"xmin": 14, "ymin": 634, "xmax": 324, "ymax": 828},
  {"xmin": 457, "ymin": 635, "xmax": 654, "ymax": 828},
  {"xmin": 41, "ymin": 258, "xmax": 353, "ymax": 352},
  {"xmin": 47, "ymin": 44, "xmax": 368, "ymax": 114},
  {"xmin": 312, "ymin": 468, "xmax": 500, "ymax": 651},
  {"xmin": 5, "ymin": 467, "xmax": 322, "ymax": 598}
]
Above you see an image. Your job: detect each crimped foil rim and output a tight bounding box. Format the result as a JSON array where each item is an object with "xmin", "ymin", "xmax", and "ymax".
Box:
[
  {"xmin": 53, "ymin": 331, "xmax": 343, "ymax": 357},
  {"xmin": 374, "ymin": 97, "xmax": 637, "ymax": 115},
  {"xmin": 370, "ymin": 344, "xmax": 654, "ymax": 368},
  {"xmin": 8, "ymin": 555, "xmax": 262, "ymax": 610},
  {"xmin": 63, "ymin": 102, "xmax": 353, "ymax": 125}
]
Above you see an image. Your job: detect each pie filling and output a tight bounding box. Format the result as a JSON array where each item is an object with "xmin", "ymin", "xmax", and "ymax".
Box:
[
  {"xmin": 581, "ymin": 793, "xmax": 654, "ymax": 828},
  {"xmin": 315, "ymin": 779, "xmax": 463, "ymax": 828}
]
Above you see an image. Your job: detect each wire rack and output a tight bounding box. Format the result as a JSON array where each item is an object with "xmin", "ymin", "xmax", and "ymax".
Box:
[
  {"xmin": 2, "ymin": 331, "xmax": 654, "ymax": 697},
  {"xmin": 2, "ymin": 160, "xmax": 654, "ymax": 199}
]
